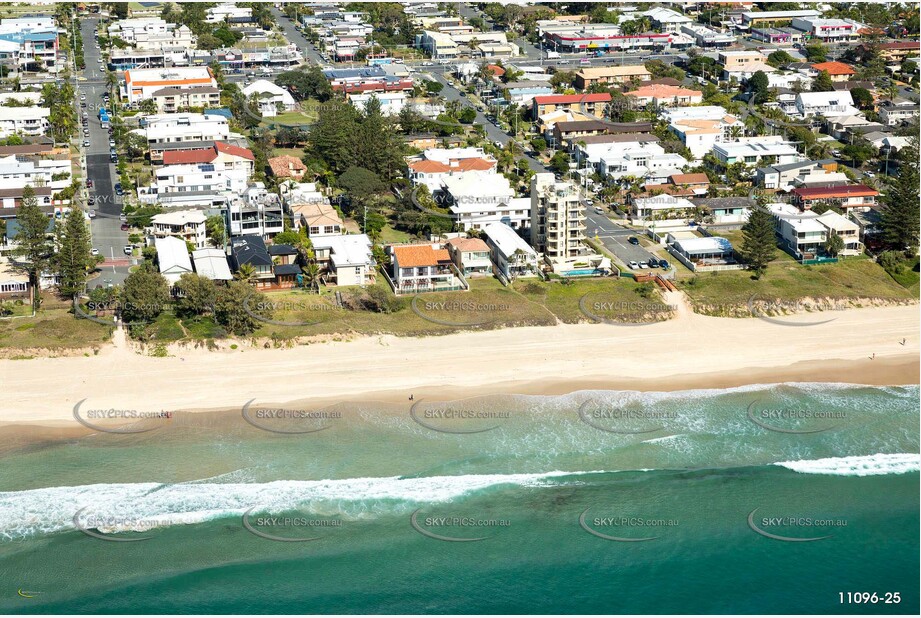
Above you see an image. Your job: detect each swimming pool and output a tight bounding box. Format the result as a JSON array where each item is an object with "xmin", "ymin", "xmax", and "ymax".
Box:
[{"xmin": 560, "ymin": 268, "xmax": 602, "ymax": 277}]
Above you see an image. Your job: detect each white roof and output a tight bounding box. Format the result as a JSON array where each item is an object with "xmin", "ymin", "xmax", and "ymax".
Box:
[
  {"xmin": 815, "ymin": 210, "xmax": 859, "ymax": 232},
  {"xmin": 643, "ymin": 7, "xmax": 692, "ymax": 23},
  {"xmin": 483, "ymin": 222, "xmax": 537, "ymax": 259},
  {"xmin": 151, "ymin": 210, "xmax": 207, "ymax": 226},
  {"xmin": 154, "ymin": 236, "xmax": 192, "ymax": 278},
  {"xmin": 423, "ymin": 147, "xmax": 488, "ymax": 164},
  {"xmin": 673, "ymin": 236, "xmax": 734, "ymax": 255},
  {"xmin": 441, "ymin": 172, "xmax": 513, "ymax": 201},
  {"xmin": 662, "ymin": 106, "xmax": 734, "ymax": 122},
  {"xmin": 796, "ymin": 90, "xmax": 855, "ymax": 108},
  {"xmin": 312, "ymin": 234, "xmax": 373, "ymax": 268},
  {"xmin": 242, "ymin": 80, "xmax": 296, "ymax": 105},
  {"xmin": 0, "ymin": 106, "xmax": 49, "ymax": 121},
  {"xmin": 192, "ymin": 248, "xmax": 232, "ymax": 280}
]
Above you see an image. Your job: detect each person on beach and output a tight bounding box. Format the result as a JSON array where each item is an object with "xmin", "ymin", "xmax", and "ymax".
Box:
[{"xmin": 409, "ymin": 394, "xmax": 414, "ymax": 401}]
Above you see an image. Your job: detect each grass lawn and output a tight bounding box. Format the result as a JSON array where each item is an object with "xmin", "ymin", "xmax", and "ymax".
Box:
[
  {"xmin": 0, "ymin": 297, "xmax": 112, "ymax": 354},
  {"xmin": 378, "ymin": 224, "xmax": 412, "ymax": 244},
  {"xmin": 883, "ymin": 256, "xmax": 920, "ymax": 296},
  {"xmin": 241, "ymin": 275, "xmax": 674, "ymax": 342},
  {"xmin": 681, "ymin": 256, "xmax": 916, "ymax": 316},
  {"xmin": 264, "ymin": 100, "xmax": 322, "ymax": 127}
]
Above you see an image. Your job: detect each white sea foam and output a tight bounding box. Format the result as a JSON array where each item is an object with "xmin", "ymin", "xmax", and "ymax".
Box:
[
  {"xmin": 773, "ymin": 453, "xmax": 920, "ymax": 477},
  {"xmin": 0, "ymin": 470, "xmax": 592, "ymax": 540}
]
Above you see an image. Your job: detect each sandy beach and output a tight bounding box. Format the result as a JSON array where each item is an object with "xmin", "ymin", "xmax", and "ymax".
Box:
[{"xmin": 0, "ymin": 302, "xmax": 918, "ymax": 427}]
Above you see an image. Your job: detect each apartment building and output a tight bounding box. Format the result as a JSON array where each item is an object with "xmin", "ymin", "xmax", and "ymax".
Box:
[
  {"xmin": 137, "ymin": 114, "xmax": 233, "ymax": 158},
  {"xmin": 573, "ymin": 66, "xmax": 652, "ymax": 90},
  {"xmin": 107, "ymin": 18, "xmax": 196, "ymax": 50},
  {"xmin": 530, "ymin": 173, "xmax": 584, "ymax": 264},
  {"xmin": 0, "ymin": 106, "xmax": 49, "ymax": 138},
  {"xmin": 0, "ymin": 156, "xmax": 71, "ymax": 192},
  {"xmin": 712, "ymin": 141, "xmax": 801, "ymax": 167},
  {"xmin": 0, "ymin": 17, "xmax": 59, "ymax": 73},
  {"xmin": 791, "ymin": 184, "xmax": 879, "ymax": 213},
  {"xmin": 149, "ymin": 86, "xmax": 222, "ymax": 113},
  {"xmin": 531, "ymin": 93, "xmax": 611, "ymax": 120},
  {"xmin": 122, "ymin": 67, "xmax": 219, "ymax": 105},
  {"xmin": 227, "ymin": 183, "xmax": 284, "ymax": 240},
  {"xmin": 625, "ymin": 84, "xmax": 703, "ymax": 107}
]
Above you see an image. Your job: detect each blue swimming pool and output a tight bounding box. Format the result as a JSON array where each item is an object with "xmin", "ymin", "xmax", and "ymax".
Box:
[{"xmin": 560, "ymin": 268, "xmax": 602, "ymax": 277}]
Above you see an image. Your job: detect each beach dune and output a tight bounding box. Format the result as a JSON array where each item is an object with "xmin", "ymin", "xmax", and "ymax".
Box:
[{"xmin": 0, "ymin": 304, "xmax": 917, "ymax": 427}]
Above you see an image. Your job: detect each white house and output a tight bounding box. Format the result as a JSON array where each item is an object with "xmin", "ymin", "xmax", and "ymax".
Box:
[
  {"xmin": 241, "ymin": 80, "xmax": 297, "ymax": 118},
  {"xmin": 439, "ymin": 172, "xmax": 530, "ymax": 231},
  {"xmin": 154, "ymin": 236, "xmax": 193, "ymax": 284},
  {"xmin": 712, "ymin": 140, "xmax": 802, "ymax": 167},
  {"xmin": 0, "ymin": 156, "xmax": 71, "ymax": 192},
  {"xmin": 227, "ymin": 183, "xmax": 284, "ymax": 240},
  {"xmin": 191, "ymin": 248, "xmax": 232, "ymax": 281},
  {"xmin": 794, "ymin": 91, "xmax": 859, "ymax": 119},
  {"xmin": 482, "ymin": 222, "xmax": 539, "ymax": 281},
  {"xmin": 137, "ymin": 113, "xmax": 232, "ymax": 153},
  {"xmin": 149, "ymin": 210, "xmax": 208, "ymax": 249},
  {"xmin": 669, "ymin": 115, "xmax": 742, "ymax": 159},
  {"xmin": 348, "ymin": 91, "xmax": 407, "ymax": 116},
  {"xmin": 311, "ymin": 234, "xmax": 375, "ymax": 286}
]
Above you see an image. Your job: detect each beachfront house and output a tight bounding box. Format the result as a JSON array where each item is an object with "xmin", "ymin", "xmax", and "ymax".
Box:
[
  {"xmin": 482, "ymin": 222, "xmax": 539, "ymax": 282},
  {"xmin": 389, "ymin": 243, "xmax": 468, "ymax": 294}
]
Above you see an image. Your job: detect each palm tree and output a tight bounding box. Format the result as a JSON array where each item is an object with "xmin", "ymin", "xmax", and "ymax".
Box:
[
  {"xmin": 234, "ymin": 263, "xmax": 256, "ymax": 284},
  {"xmin": 301, "ymin": 261, "xmax": 320, "ymax": 292}
]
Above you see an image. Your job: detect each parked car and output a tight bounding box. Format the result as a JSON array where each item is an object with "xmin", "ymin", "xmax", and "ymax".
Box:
[
  {"xmin": 647, "ymin": 259, "xmax": 659, "ymax": 268},
  {"xmin": 88, "ymin": 211, "xmax": 96, "ymax": 220},
  {"xmin": 123, "ymin": 245, "xmax": 133, "ymax": 256},
  {"xmin": 109, "ymin": 139, "xmax": 116, "ymax": 148},
  {"xmin": 120, "ymin": 223, "xmax": 130, "ymax": 231},
  {"xmin": 86, "ymin": 179, "xmax": 93, "ymax": 188},
  {"xmin": 119, "ymin": 213, "xmax": 127, "ymax": 222},
  {"xmin": 627, "ymin": 236, "xmax": 640, "ymax": 245},
  {"xmin": 628, "ymin": 260, "xmax": 639, "ymax": 269},
  {"xmin": 83, "ymin": 140, "xmax": 90, "ymax": 147},
  {"xmin": 114, "ymin": 183, "xmax": 123, "ymax": 195},
  {"xmin": 90, "ymin": 247, "xmax": 99, "ymax": 255},
  {"xmin": 87, "ymin": 196, "xmax": 96, "ymax": 205},
  {"xmin": 660, "ymin": 259, "xmax": 670, "ymax": 270},
  {"xmin": 594, "ymin": 207, "xmax": 603, "ymax": 214},
  {"xmin": 638, "ymin": 261, "xmax": 649, "ymax": 269},
  {"xmin": 557, "ymin": 59, "xmax": 570, "ymax": 65}
]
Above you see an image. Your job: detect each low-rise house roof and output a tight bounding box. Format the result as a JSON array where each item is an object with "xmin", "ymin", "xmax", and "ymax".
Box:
[
  {"xmin": 446, "ymin": 237, "xmax": 489, "ymax": 252},
  {"xmin": 268, "ymin": 155, "xmax": 307, "ymax": 178},
  {"xmin": 811, "ymin": 61, "xmax": 856, "ymax": 76},
  {"xmin": 392, "ymin": 244, "xmax": 452, "ymax": 268},
  {"xmin": 792, "ymin": 184, "xmax": 879, "ymax": 199},
  {"xmin": 533, "ymin": 93, "xmax": 612, "ymax": 105},
  {"xmin": 191, "ymin": 248, "xmax": 232, "ymax": 281}
]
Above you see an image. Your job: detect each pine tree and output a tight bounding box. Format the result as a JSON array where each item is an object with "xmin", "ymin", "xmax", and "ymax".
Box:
[
  {"xmin": 13, "ymin": 186, "xmax": 51, "ymax": 309},
  {"xmin": 741, "ymin": 199, "xmax": 777, "ymax": 279},
  {"xmin": 56, "ymin": 207, "xmax": 94, "ymax": 299},
  {"xmin": 881, "ymin": 136, "xmax": 920, "ymax": 256}
]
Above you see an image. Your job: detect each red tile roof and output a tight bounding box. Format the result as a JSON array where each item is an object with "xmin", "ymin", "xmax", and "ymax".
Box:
[
  {"xmin": 533, "ymin": 93, "xmax": 612, "ymax": 105},
  {"xmin": 811, "ymin": 61, "xmax": 856, "ymax": 76},
  {"xmin": 408, "ymin": 158, "xmax": 496, "ymax": 173},
  {"xmin": 670, "ymin": 173, "xmax": 710, "ymax": 185},
  {"xmin": 214, "ymin": 141, "xmax": 255, "ymax": 161},
  {"xmin": 393, "ymin": 244, "xmax": 452, "ymax": 268},
  {"xmin": 162, "ymin": 141, "xmax": 254, "ymax": 165},
  {"xmin": 792, "ymin": 184, "xmax": 878, "ymax": 199}
]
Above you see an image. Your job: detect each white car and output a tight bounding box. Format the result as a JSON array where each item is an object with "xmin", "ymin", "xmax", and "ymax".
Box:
[
  {"xmin": 83, "ymin": 140, "xmax": 90, "ymax": 148},
  {"xmin": 88, "ymin": 210, "xmax": 96, "ymax": 219},
  {"xmin": 865, "ymin": 171, "xmax": 875, "ymax": 178},
  {"xmin": 628, "ymin": 260, "xmax": 639, "ymax": 269},
  {"xmin": 90, "ymin": 248, "xmax": 99, "ymax": 256},
  {"xmin": 557, "ymin": 59, "xmax": 570, "ymax": 65}
]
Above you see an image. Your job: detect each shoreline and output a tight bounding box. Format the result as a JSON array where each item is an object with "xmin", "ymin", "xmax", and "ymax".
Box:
[{"xmin": 0, "ymin": 304, "xmax": 917, "ymax": 435}]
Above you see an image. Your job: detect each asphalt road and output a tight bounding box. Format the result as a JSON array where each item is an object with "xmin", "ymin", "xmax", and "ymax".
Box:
[
  {"xmin": 78, "ymin": 17, "xmax": 131, "ymax": 287},
  {"xmin": 583, "ymin": 207, "xmax": 660, "ymax": 269}
]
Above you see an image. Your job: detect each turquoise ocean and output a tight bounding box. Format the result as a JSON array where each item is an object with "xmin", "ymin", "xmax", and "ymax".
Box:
[{"xmin": 0, "ymin": 383, "xmax": 918, "ymax": 614}]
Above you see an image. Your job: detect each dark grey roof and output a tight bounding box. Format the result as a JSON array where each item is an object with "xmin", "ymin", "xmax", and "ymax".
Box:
[
  {"xmin": 769, "ymin": 158, "xmax": 835, "ymax": 173},
  {"xmin": 273, "ymin": 263, "xmax": 301, "ymax": 276},
  {"xmin": 691, "ymin": 197, "xmax": 755, "ymax": 209},
  {"xmin": 575, "ymin": 133, "xmax": 660, "ymax": 145},
  {"xmin": 231, "ymin": 235, "xmax": 272, "ymax": 268},
  {"xmin": 268, "ymin": 244, "xmax": 297, "ymax": 255}
]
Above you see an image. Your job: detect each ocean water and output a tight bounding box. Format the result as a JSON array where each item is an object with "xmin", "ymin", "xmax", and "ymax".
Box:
[{"xmin": 0, "ymin": 383, "xmax": 917, "ymax": 614}]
